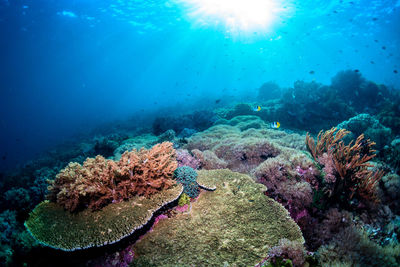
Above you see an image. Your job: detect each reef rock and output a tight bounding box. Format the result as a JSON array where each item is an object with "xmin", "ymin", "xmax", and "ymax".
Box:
[{"xmin": 336, "ymin": 113, "xmax": 392, "ymax": 151}]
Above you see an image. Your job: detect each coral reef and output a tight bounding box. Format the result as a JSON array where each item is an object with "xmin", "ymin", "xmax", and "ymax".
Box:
[
  {"xmin": 184, "ymin": 115, "xmax": 318, "ymax": 231},
  {"xmin": 156, "ymin": 129, "xmax": 176, "ymax": 143},
  {"xmin": 113, "ymin": 134, "xmax": 158, "ymax": 160},
  {"xmin": 47, "ymin": 142, "xmax": 178, "ymax": 212},
  {"xmin": 185, "ymin": 116, "xmax": 298, "ymax": 173},
  {"xmin": 0, "ymin": 210, "xmax": 37, "ymax": 266},
  {"xmin": 152, "ymin": 110, "xmax": 217, "ymax": 135},
  {"xmin": 317, "ymin": 225, "xmax": 400, "ymax": 266},
  {"xmin": 331, "ymin": 70, "xmax": 390, "ymax": 113},
  {"xmin": 258, "ymin": 81, "xmax": 283, "ymax": 101},
  {"xmin": 382, "ymin": 138, "xmax": 400, "ymax": 175},
  {"xmin": 281, "ymin": 80, "xmax": 354, "ymax": 132},
  {"xmin": 377, "ymin": 95, "xmax": 400, "ymax": 136},
  {"xmin": 132, "ymin": 169, "xmax": 304, "ymax": 266},
  {"xmin": 336, "ymin": 113, "xmax": 392, "ymax": 151}
]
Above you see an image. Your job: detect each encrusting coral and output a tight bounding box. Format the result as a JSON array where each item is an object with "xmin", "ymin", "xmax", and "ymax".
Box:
[
  {"xmin": 306, "ymin": 127, "xmax": 384, "ymax": 203},
  {"xmin": 47, "ymin": 142, "xmax": 178, "ymax": 212}
]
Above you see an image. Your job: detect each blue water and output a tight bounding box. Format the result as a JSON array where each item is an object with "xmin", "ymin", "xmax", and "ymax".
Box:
[{"xmin": 0, "ymin": 0, "xmax": 399, "ymax": 170}]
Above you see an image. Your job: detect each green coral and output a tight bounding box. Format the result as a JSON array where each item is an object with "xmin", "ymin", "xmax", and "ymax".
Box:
[
  {"xmin": 265, "ymin": 258, "xmax": 293, "ymax": 267},
  {"xmin": 178, "ymin": 193, "xmax": 190, "ymax": 206},
  {"xmin": 133, "ymin": 169, "xmax": 304, "ymax": 266}
]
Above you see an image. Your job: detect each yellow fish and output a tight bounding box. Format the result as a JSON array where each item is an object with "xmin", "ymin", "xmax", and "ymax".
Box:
[
  {"xmin": 253, "ymin": 106, "xmax": 261, "ymax": 112},
  {"xmin": 271, "ymin": 122, "xmax": 280, "ymax": 129}
]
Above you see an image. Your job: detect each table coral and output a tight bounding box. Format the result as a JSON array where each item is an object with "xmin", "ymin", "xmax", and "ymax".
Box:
[
  {"xmin": 132, "ymin": 169, "xmax": 304, "ymax": 266},
  {"xmin": 24, "ymin": 184, "xmax": 183, "ymax": 251}
]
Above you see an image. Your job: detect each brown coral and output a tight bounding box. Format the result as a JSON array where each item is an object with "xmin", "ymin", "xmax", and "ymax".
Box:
[
  {"xmin": 306, "ymin": 128, "xmax": 384, "ymax": 202},
  {"xmin": 47, "ymin": 142, "xmax": 178, "ymax": 212}
]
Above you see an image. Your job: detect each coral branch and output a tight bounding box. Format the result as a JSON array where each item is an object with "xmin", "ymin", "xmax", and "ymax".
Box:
[{"xmin": 306, "ymin": 128, "xmax": 383, "ymax": 203}]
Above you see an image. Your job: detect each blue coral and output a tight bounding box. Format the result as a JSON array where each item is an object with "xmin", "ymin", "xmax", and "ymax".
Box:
[{"xmin": 174, "ymin": 166, "xmax": 200, "ymax": 198}]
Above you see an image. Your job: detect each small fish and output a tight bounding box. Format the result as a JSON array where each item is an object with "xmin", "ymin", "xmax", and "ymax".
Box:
[
  {"xmin": 270, "ymin": 122, "xmax": 280, "ymax": 129},
  {"xmin": 370, "ymin": 61, "xmax": 375, "ymax": 64},
  {"xmin": 309, "ymin": 70, "xmax": 315, "ymax": 74},
  {"xmin": 394, "ymin": 70, "xmax": 398, "ymax": 74},
  {"xmin": 372, "ymin": 17, "xmax": 378, "ymax": 21},
  {"xmin": 1, "ymin": 155, "xmax": 6, "ymax": 160},
  {"xmin": 354, "ymin": 69, "xmax": 360, "ymax": 73},
  {"xmin": 382, "ymin": 46, "xmax": 386, "ymax": 50},
  {"xmin": 253, "ymin": 106, "xmax": 261, "ymax": 112},
  {"xmin": 215, "ymin": 99, "xmax": 221, "ymax": 104}
]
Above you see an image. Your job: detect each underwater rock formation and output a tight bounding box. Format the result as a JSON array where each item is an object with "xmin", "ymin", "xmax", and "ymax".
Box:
[
  {"xmin": 336, "ymin": 113, "xmax": 392, "ymax": 151},
  {"xmin": 132, "ymin": 169, "xmax": 304, "ymax": 266},
  {"xmin": 152, "ymin": 110, "xmax": 217, "ymax": 135},
  {"xmin": 258, "ymin": 81, "xmax": 283, "ymax": 101},
  {"xmin": 24, "ymin": 184, "xmax": 183, "ymax": 251}
]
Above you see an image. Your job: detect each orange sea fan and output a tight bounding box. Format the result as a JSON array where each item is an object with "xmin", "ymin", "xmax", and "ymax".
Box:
[{"xmin": 306, "ymin": 128, "xmax": 384, "ymax": 202}]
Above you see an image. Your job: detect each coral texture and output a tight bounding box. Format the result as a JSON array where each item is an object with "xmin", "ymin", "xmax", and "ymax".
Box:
[
  {"xmin": 176, "ymin": 149, "xmax": 200, "ymax": 169},
  {"xmin": 267, "ymin": 238, "xmax": 306, "ymax": 267},
  {"xmin": 174, "ymin": 166, "xmax": 200, "ymax": 198},
  {"xmin": 336, "ymin": 113, "xmax": 392, "ymax": 151},
  {"xmin": 133, "ymin": 169, "xmax": 304, "ymax": 266},
  {"xmin": 317, "ymin": 225, "xmax": 400, "ymax": 266},
  {"xmin": 47, "ymin": 142, "xmax": 178, "ymax": 212}
]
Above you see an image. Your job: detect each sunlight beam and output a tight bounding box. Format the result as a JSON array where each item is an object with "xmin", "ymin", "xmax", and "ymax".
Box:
[{"xmin": 180, "ymin": 0, "xmax": 286, "ymax": 34}]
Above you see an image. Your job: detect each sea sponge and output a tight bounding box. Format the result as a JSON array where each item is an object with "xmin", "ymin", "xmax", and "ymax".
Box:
[{"xmin": 132, "ymin": 169, "xmax": 304, "ymax": 266}]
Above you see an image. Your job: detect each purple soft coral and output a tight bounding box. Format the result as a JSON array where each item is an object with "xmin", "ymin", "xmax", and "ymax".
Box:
[{"xmin": 176, "ymin": 149, "xmax": 200, "ymax": 169}]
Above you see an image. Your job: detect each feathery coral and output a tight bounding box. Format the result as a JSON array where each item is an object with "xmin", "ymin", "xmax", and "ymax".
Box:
[{"xmin": 306, "ymin": 128, "xmax": 384, "ymax": 202}]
